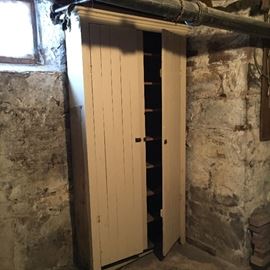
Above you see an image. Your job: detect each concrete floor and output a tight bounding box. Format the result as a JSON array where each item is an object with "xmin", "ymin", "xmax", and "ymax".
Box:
[{"xmin": 120, "ymin": 244, "xmax": 245, "ymax": 270}]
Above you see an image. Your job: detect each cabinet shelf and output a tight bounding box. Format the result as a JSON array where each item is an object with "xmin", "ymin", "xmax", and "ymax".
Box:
[
  {"xmin": 145, "ymin": 108, "xmax": 161, "ymax": 113},
  {"xmin": 147, "ymin": 188, "xmax": 155, "ymax": 197},
  {"xmin": 144, "ymin": 82, "xmax": 161, "ymax": 86},
  {"xmin": 147, "ymin": 213, "xmax": 161, "ymax": 223},
  {"xmin": 148, "ymin": 240, "xmax": 154, "ymax": 250},
  {"xmin": 147, "ymin": 188, "xmax": 161, "ymax": 197},
  {"xmin": 144, "ymin": 53, "xmax": 161, "ymax": 57},
  {"xmin": 146, "ymin": 162, "xmax": 161, "ymax": 169},
  {"xmin": 147, "ymin": 212, "xmax": 161, "ymax": 223},
  {"xmin": 147, "ymin": 213, "xmax": 155, "ymax": 223},
  {"xmin": 144, "ymin": 136, "xmax": 161, "ymax": 142}
]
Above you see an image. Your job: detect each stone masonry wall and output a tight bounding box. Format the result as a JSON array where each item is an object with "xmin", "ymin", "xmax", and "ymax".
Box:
[
  {"xmin": 186, "ymin": 0, "xmax": 270, "ymax": 265},
  {"xmin": 2, "ymin": 0, "xmax": 270, "ymax": 269},
  {"xmin": 0, "ymin": 1, "xmax": 74, "ymax": 270},
  {"xmin": 0, "ymin": 72, "xmax": 73, "ymax": 270}
]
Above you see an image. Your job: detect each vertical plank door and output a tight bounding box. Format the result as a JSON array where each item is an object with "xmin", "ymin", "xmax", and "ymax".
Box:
[
  {"xmin": 162, "ymin": 30, "xmax": 186, "ymax": 256},
  {"xmin": 88, "ymin": 24, "xmax": 146, "ymax": 266}
]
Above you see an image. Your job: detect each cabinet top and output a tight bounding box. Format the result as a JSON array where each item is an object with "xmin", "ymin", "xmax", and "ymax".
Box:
[{"xmin": 75, "ymin": 6, "xmax": 191, "ymax": 35}]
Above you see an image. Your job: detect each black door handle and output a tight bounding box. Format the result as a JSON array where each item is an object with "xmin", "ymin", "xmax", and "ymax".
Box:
[{"xmin": 135, "ymin": 138, "xmax": 142, "ymax": 143}]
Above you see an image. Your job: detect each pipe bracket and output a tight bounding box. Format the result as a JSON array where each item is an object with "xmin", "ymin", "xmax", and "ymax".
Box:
[
  {"xmin": 174, "ymin": 0, "xmax": 185, "ymax": 22},
  {"xmin": 187, "ymin": 1, "xmax": 206, "ymax": 26}
]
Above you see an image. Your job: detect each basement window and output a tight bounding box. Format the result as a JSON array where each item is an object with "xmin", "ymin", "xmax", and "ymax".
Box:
[{"xmin": 0, "ymin": 0, "xmax": 38, "ymax": 64}]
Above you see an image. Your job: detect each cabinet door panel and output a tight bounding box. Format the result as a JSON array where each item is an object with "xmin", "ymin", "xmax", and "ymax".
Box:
[
  {"xmin": 88, "ymin": 24, "xmax": 145, "ymax": 266},
  {"xmin": 162, "ymin": 30, "xmax": 186, "ymax": 256}
]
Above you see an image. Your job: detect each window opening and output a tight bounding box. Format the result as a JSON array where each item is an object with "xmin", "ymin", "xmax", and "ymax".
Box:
[{"xmin": 0, "ymin": 0, "xmax": 38, "ymax": 64}]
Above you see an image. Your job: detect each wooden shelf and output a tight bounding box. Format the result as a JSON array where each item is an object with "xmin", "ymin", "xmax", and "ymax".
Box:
[
  {"xmin": 147, "ymin": 213, "xmax": 155, "ymax": 223},
  {"xmin": 148, "ymin": 240, "xmax": 154, "ymax": 250},
  {"xmin": 144, "ymin": 82, "xmax": 161, "ymax": 86},
  {"xmin": 146, "ymin": 163, "xmax": 154, "ymax": 169},
  {"xmin": 145, "ymin": 108, "xmax": 161, "ymax": 113},
  {"xmin": 144, "ymin": 136, "xmax": 161, "ymax": 142},
  {"xmin": 147, "ymin": 187, "xmax": 161, "ymax": 197},
  {"xmin": 144, "ymin": 53, "xmax": 161, "ymax": 57},
  {"xmin": 144, "ymin": 32, "xmax": 163, "ymax": 254},
  {"xmin": 147, "ymin": 212, "xmax": 162, "ymax": 223},
  {"xmin": 146, "ymin": 162, "xmax": 160, "ymax": 169},
  {"xmin": 147, "ymin": 188, "xmax": 155, "ymax": 197}
]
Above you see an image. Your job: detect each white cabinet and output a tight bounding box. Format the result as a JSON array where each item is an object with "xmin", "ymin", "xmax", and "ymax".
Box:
[{"xmin": 66, "ymin": 7, "xmax": 188, "ymax": 270}]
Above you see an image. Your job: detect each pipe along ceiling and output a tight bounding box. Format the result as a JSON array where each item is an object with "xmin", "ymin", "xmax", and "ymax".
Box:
[{"xmin": 51, "ymin": 0, "xmax": 270, "ymax": 39}]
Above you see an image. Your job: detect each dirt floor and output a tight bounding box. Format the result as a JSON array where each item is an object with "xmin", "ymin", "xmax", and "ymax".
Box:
[{"xmin": 120, "ymin": 243, "xmax": 248, "ymax": 270}]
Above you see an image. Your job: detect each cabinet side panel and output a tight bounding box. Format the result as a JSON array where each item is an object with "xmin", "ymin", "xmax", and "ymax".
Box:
[
  {"xmin": 66, "ymin": 14, "xmax": 85, "ymax": 109},
  {"xmin": 179, "ymin": 37, "xmax": 186, "ymax": 244},
  {"xmin": 70, "ymin": 107, "xmax": 91, "ymax": 269},
  {"xmin": 66, "ymin": 16, "xmax": 93, "ymax": 269}
]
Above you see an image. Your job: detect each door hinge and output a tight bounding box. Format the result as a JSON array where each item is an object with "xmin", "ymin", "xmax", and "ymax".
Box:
[{"xmin": 97, "ymin": 215, "xmax": 101, "ymax": 223}]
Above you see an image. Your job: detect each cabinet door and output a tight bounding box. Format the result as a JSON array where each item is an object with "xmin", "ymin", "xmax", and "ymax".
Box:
[
  {"xmin": 88, "ymin": 24, "xmax": 146, "ymax": 266},
  {"xmin": 162, "ymin": 30, "xmax": 186, "ymax": 256}
]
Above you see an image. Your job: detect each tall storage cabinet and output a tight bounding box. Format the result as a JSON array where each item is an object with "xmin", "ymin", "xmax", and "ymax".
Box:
[{"xmin": 65, "ymin": 7, "xmax": 189, "ymax": 270}]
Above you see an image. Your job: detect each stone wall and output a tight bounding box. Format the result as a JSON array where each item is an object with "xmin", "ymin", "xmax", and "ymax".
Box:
[
  {"xmin": 1, "ymin": 0, "xmax": 270, "ymax": 269},
  {"xmin": 0, "ymin": 72, "xmax": 73, "ymax": 270},
  {"xmin": 0, "ymin": 1, "xmax": 74, "ymax": 270},
  {"xmin": 186, "ymin": 1, "xmax": 270, "ymax": 265}
]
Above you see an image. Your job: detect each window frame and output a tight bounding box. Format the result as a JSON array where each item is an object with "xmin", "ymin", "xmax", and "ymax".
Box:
[{"xmin": 0, "ymin": 0, "xmax": 39, "ymax": 65}]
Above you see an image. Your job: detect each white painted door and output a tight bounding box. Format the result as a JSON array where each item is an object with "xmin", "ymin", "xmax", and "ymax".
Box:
[
  {"xmin": 88, "ymin": 24, "xmax": 146, "ymax": 266},
  {"xmin": 162, "ymin": 30, "xmax": 186, "ymax": 256}
]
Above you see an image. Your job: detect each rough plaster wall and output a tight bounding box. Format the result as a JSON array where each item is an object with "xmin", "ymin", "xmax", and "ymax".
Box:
[
  {"xmin": 186, "ymin": 2, "xmax": 270, "ymax": 265},
  {"xmin": 0, "ymin": 1, "xmax": 74, "ymax": 270}
]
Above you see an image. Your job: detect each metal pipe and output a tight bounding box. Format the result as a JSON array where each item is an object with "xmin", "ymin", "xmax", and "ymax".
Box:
[
  {"xmin": 95, "ymin": 0, "xmax": 270, "ymax": 38},
  {"xmin": 51, "ymin": 0, "xmax": 270, "ymax": 39}
]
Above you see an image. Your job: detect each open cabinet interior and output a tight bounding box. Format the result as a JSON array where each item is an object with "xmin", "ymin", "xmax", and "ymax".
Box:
[{"xmin": 143, "ymin": 31, "xmax": 163, "ymax": 258}]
